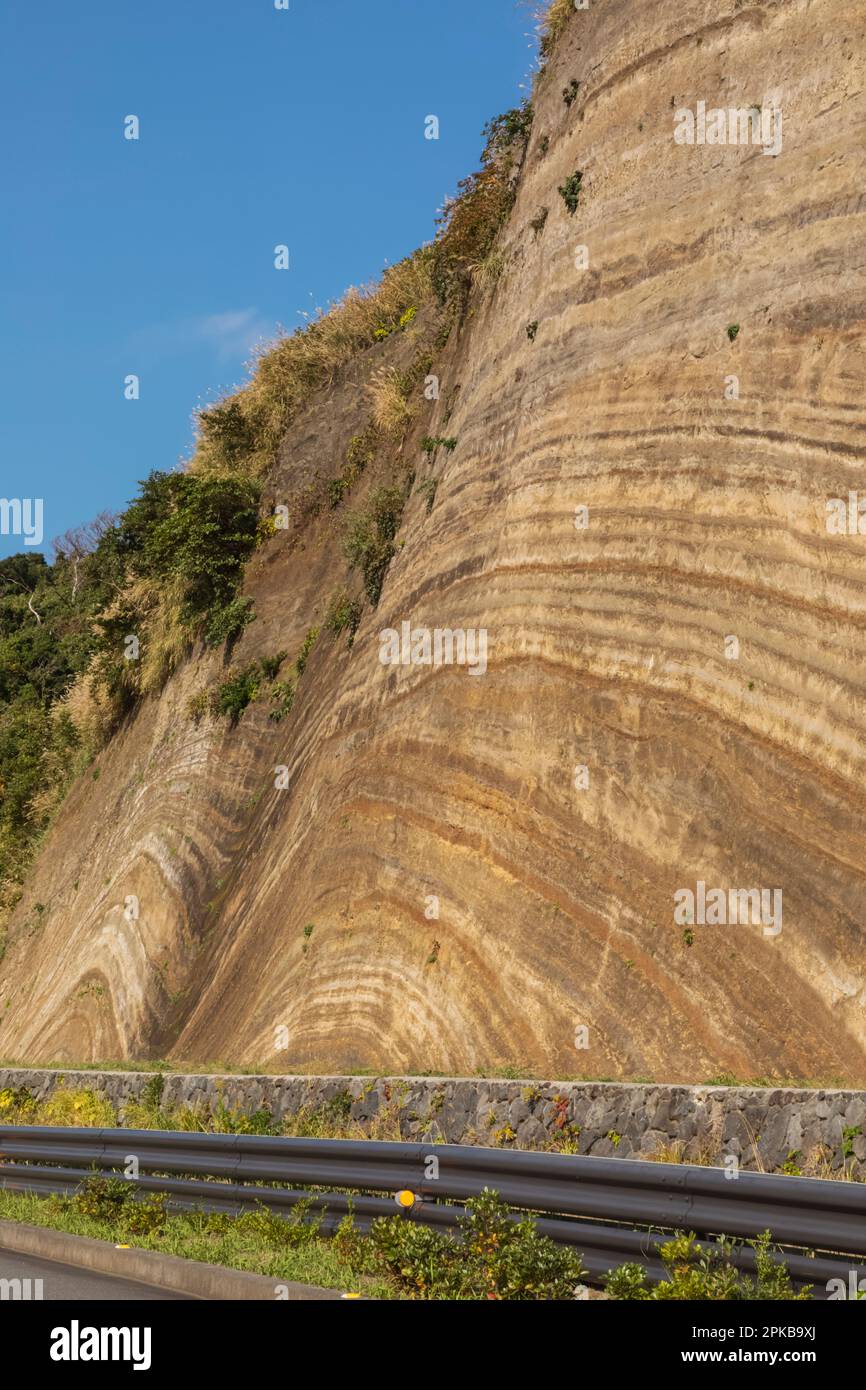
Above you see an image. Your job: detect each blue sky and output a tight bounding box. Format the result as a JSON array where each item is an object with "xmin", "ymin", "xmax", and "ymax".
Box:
[{"xmin": 0, "ymin": 0, "xmax": 537, "ymax": 556}]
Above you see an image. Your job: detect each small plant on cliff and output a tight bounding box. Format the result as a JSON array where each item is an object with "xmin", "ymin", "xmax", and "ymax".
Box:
[
  {"xmin": 295, "ymin": 626, "xmax": 320, "ymax": 677},
  {"xmin": 371, "ymin": 1189, "xmax": 586, "ymax": 1300},
  {"xmin": 416, "ymin": 478, "xmax": 438, "ymax": 514},
  {"xmin": 529, "ymin": 206, "xmax": 549, "ymax": 236},
  {"xmin": 328, "ymin": 428, "xmax": 378, "ymax": 509},
  {"xmin": 346, "ymin": 427, "xmax": 378, "ymax": 474},
  {"xmin": 526, "ymin": 320, "xmax": 539, "ymax": 341},
  {"xmin": 540, "ymin": 0, "xmax": 578, "ymax": 62},
  {"xmin": 211, "ymin": 665, "xmax": 260, "ymax": 725},
  {"xmin": 259, "ymin": 651, "xmax": 288, "ymax": 681},
  {"xmin": 727, "ymin": 323, "xmax": 741, "ymax": 341},
  {"xmin": 431, "ymin": 101, "xmax": 532, "ymax": 306},
  {"xmin": 469, "ymin": 247, "xmax": 506, "ymax": 288},
  {"xmin": 186, "ymin": 689, "xmax": 211, "ymax": 725},
  {"xmin": 268, "ymin": 679, "xmax": 295, "ymax": 722},
  {"xmin": 324, "ymin": 588, "xmax": 363, "ymax": 642},
  {"xmin": 562, "ymin": 79, "xmax": 580, "ymax": 107},
  {"xmin": 373, "ymin": 303, "xmax": 418, "ymax": 342},
  {"xmin": 421, "ymin": 436, "xmax": 458, "ymax": 456},
  {"xmin": 481, "ymin": 104, "xmax": 534, "ymax": 154},
  {"xmin": 558, "ymin": 170, "xmax": 584, "ymax": 215},
  {"xmin": 368, "ymin": 366, "xmax": 417, "ymax": 441},
  {"xmin": 344, "ymin": 485, "xmax": 407, "ymax": 605}
]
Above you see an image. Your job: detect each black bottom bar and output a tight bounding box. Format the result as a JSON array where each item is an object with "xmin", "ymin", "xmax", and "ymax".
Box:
[{"xmin": 5, "ymin": 1296, "xmax": 857, "ymax": 1377}]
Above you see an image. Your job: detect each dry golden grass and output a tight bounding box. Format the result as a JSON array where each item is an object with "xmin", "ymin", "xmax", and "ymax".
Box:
[
  {"xmin": 190, "ymin": 250, "xmax": 434, "ymax": 479},
  {"xmin": 52, "ymin": 675, "xmax": 116, "ymax": 768},
  {"xmin": 98, "ymin": 572, "xmax": 192, "ymax": 698},
  {"xmin": 538, "ymin": 0, "xmax": 576, "ymax": 60},
  {"xmin": 470, "ymin": 247, "xmax": 507, "ymax": 289},
  {"xmin": 368, "ymin": 367, "xmax": 417, "ymax": 441},
  {"xmin": 648, "ymin": 1138, "xmax": 717, "ymax": 1168}
]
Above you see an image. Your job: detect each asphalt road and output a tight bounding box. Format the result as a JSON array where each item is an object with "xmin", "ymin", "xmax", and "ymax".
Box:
[{"xmin": 0, "ymin": 1247, "xmax": 194, "ymax": 1300}]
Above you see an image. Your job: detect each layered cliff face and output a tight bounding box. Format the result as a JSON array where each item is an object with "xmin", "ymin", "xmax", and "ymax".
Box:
[{"xmin": 2, "ymin": 0, "xmax": 866, "ymax": 1081}]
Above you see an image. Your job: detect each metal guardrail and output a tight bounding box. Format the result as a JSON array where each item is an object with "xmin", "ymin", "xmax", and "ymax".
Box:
[{"xmin": 1, "ymin": 1126, "xmax": 864, "ymax": 1296}]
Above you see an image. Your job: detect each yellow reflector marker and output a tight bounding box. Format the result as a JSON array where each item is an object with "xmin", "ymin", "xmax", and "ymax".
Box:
[
  {"xmin": 341, "ymin": 1292, "xmax": 362, "ymax": 1299},
  {"xmin": 395, "ymin": 1189, "xmax": 417, "ymax": 1208},
  {"xmin": 114, "ymin": 1244, "xmax": 130, "ymax": 1249}
]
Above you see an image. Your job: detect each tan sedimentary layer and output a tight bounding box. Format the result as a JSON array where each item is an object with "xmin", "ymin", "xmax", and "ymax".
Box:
[{"xmin": 1, "ymin": 0, "xmax": 865, "ymax": 1080}]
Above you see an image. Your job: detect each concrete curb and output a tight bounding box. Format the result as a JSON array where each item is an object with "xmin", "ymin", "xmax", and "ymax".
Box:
[{"xmin": 0, "ymin": 1220, "xmax": 352, "ymax": 1300}]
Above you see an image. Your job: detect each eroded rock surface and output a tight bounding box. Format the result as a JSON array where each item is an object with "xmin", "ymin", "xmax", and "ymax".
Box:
[{"xmin": 1, "ymin": 0, "xmax": 865, "ymax": 1079}]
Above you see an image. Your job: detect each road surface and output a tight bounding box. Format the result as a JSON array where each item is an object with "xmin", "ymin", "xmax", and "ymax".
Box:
[{"xmin": 0, "ymin": 1247, "xmax": 193, "ymax": 1300}]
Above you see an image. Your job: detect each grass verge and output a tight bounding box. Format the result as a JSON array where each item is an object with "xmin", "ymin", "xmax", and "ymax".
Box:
[{"xmin": 0, "ymin": 1189, "xmax": 397, "ymax": 1299}]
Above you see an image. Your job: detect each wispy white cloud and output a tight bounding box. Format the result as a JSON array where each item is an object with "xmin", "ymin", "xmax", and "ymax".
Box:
[{"xmin": 127, "ymin": 308, "xmax": 273, "ymax": 368}]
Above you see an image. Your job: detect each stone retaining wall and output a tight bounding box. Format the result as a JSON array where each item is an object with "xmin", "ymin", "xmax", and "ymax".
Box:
[{"xmin": 1, "ymin": 1070, "xmax": 864, "ymax": 1178}]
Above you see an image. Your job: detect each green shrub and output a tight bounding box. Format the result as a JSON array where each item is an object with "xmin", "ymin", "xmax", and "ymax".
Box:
[
  {"xmin": 344, "ymin": 486, "xmax": 407, "ymax": 605},
  {"xmin": 124, "ymin": 1193, "xmax": 168, "ymax": 1236},
  {"xmin": 0, "ymin": 1084, "xmax": 36, "ymax": 1117},
  {"xmin": 39, "ymin": 1086, "xmax": 117, "ymax": 1128},
  {"xmin": 259, "ymin": 651, "xmax": 288, "ymax": 681},
  {"xmin": 295, "ymin": 626, "xmax": 320, "ymax": 677},
  {"xmin": 605, "ymin": 1231, "xmax": 811, "ymax": 1301},
  {"xmin": 727, "ymin": 323, "xmax": 740, "ymax": 341},
  {"xmin": 421, "ymin": 436, "xmax": 457, "ymax": 454},
  {"xmin": 370, "ymin": 1189, "xmax": 585, "ymax": 1300},
  {"xmin": 327, "ymin": 428, "xmax": 379, "ymax": 509},
  {"xmin": 268, "ymin": 680, "xmax": 295, "ymax": 722},
  {"xmin": 327, "ymin": 476, "xmax": 350, "ymax": 508},
  {"xmin": 480, "ymin": 104, "xmax": 533, "ymax": 162},
  {"xmin": 346, "ymin": 428, "xmax": 378, "ymax": 473},
  {"xmin": 196, "ymin": 398, "xmax": 256, "ymax": 466},
  {"xmin": 0, "ymin": 538, "xmax": 125, "ymax": 910},
  {"xmin": 238, "ymin": 1200, "xmax": 321, "ymax": 1248},
  {"xmin": 211, "ymin": 1101, "xmax": 275, "ymax": 1135},
  {"xmin": 211, "ymin": 665, "xmax": 260, "ymax": 724},
  {"xmin": 842, "ymin": 1125, "xmax": 861, "ymax": 1158},
  {"xmin": 558, "ymin": 171, "xmax": 583, "ymax": 214},
  {"xmin": 75, "ymin": 1176, "xmax": 133, "ymax": 1221},
  {"xmin": 324, "ymin": 589, "xmax": 362, "ymax": 642},
  {"xmin": 141, "ymin": 1073, "xmax": 165, "ymax": 1112},
  {"xmin": 204, "ymin": 596, "xmax": 254, "ymax": 649},
  {"xmin": 115, "ymin": 470, "xmax": 261, "ymax": 640},
  {"xmin": 186, "ymin": 689, "xmax": 210, "ymax": 724}
]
